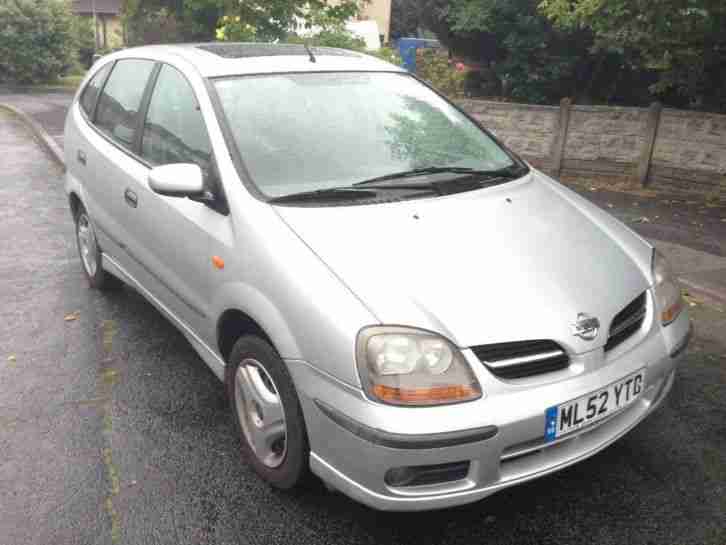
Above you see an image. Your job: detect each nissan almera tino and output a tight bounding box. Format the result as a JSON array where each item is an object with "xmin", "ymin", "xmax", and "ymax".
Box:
[{"xmin": 64, "ymin": 43, "xmax": 692, "ymax": 511}]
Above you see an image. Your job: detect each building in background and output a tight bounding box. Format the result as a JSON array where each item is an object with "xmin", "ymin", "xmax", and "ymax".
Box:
[
  {"xmin": 71, "ymin": 0, "xmax": 124, "ymax": 50},
  {"xmin": 327, "ymin": 0, "xmax": 391, "ymax": 46},
  {"xmin": 357, "ymin": 0, "xmax": 391, "ymax": 44}
]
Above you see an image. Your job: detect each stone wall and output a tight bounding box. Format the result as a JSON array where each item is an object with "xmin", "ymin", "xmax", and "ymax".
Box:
[{"xmin": 458, "ymin": 99, "xmax": 726, "ymax": 192}]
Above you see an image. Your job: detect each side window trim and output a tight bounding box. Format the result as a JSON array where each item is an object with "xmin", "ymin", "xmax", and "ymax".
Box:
[
  {"xmin": 132, "ymin": 62, "xmax": 162, "ymax": 155},
  {"xmin": 81, "ymin": 60, "xmax": 115, "ymax": 123},
  {"xmin": 82, "ymin": 57, "xmax": 157, "ymax": 168},
  {"xmin": 140, "ymin": 62, "xmax": 229, "ymax": 214}
]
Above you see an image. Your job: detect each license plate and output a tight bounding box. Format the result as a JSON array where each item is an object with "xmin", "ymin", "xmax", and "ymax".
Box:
[{"xmin": 544, "ymin": 370, "xmax": 645, "ymax": 442}]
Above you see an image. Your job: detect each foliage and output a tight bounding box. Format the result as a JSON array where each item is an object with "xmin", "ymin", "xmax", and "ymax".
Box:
[
  {"xmin": 185, "ymin": 0, "xmax": 362, "ymax": 42},
  {"xmin": 368, "ymin": 46, "xmax": 403, "ymax": 66},
  {"xmin": 412, "ymin": 0, "xmax": 658, "ymax": 106},
  {"xmin": 539, "ymin": 0, "xmax": 726, "ymax": 111},
  {"xmin": 415, "ymin": 49, "xmax": 466, "ymax": 98},
  {"xmin": 124, "ymin": 6, "xmax": 185, "ymax": 46},
  {"xmin": 216, "ymin": 15, "xmax": 257, "ymax": 41},
  {"xmin": 390, "ymin": 0, "xmax": 423, "ymax": 39},
  {"xmin": 72, "ymin": 16, "xmax": 97, "ymax": 69},
  {"xmin": 0, "ymin": 0, "xmax": 78, "ymax": 84},
  {"xmin": 448, "ymin": 0, "xmax": 601, "ymax": 103},
  {"xmin": 286, "ymin": 28, "xmax": 366, "ymax": 51},
  {"xmin": 122, "ymin": 0, "xmax": 364, "ymax": 45}
]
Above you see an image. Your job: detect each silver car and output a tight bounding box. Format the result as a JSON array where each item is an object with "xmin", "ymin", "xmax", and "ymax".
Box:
[{"xmin": 64, "ymin": 43, "xmax": 692, "ymax": 511}]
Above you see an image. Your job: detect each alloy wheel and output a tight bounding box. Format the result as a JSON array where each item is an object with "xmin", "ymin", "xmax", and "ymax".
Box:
[{"xmin": 234, "ymin": 359, "xmax": 288, "ymax": 468}]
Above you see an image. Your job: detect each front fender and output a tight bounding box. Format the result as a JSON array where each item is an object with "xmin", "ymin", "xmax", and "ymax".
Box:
[{"xmin": 210, "ymin": 281, "xmax": 301, "ymax": 360}]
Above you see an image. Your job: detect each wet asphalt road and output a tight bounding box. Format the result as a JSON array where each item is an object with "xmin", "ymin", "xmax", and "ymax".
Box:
[{"xmin": 1, "ymin": 111, "xmax": 726, "ymax": 545}]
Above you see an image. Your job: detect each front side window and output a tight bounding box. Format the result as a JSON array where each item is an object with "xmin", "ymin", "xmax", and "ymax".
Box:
[
  {"xmin": 214, "ymin": 72, "xmax": 518, "ymax": 199},
  {"xmin": 94, "ymin": 59, "xmax": 156, "ymax": 149},
  {"xmin": 140, "ymin": 65, "xmax": 213, "ymax": 175},
  {"xmin": 79, "ymin": 62, "xmax": 112, "ymax": 118}
]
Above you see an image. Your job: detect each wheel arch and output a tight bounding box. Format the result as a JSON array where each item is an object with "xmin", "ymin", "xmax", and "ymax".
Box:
[{"xmin": 217, "ymin": 308, "xmax": 276, "ymax": 364}]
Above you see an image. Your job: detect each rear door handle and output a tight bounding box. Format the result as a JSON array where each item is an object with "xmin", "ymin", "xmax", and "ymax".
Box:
[
  {"xmin": 124, "ymin": 188, "xmax": 138, "ymax": 208},
  {"xmin": 77, "ymin": 150, "xmax": 86, "ymax": 165}
]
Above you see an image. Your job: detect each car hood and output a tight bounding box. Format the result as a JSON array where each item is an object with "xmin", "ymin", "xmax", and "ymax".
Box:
[{"xmin": 274, "ymin": 172, "xmax": 653, "ymax": 354}]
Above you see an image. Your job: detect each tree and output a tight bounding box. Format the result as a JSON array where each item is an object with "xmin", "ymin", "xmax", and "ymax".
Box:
[
  {"xmin": 417, "ymin": 0, "xmax": 650, "ymax": 105},
  {"xmin": 539, "ymin": 0, "xmax": 726, "ymax": 111},
  {"xmin": 186, "ymin": 0, "xmax": 362, "ymax": 42},
  {"xmin": 390, "ymin": 0, "xmax": 423, "ymax": 40},
  {"xmin": 122, "ymin": 0, "xmax": 364, "ymax": 44},
  {"xmin": 0, "ymin": 0, "xmax": 78, "ymax": 84}
]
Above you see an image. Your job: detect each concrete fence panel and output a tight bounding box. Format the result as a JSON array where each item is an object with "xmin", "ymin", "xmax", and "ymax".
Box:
[{"xmin": 458, "ymin": 98, "xmax": 726, "ymax": 193}]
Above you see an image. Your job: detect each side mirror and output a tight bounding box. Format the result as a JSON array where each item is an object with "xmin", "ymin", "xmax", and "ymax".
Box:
[{"xmin": 148, "ymin": 163, "xmax": 204, "ymax": 198}]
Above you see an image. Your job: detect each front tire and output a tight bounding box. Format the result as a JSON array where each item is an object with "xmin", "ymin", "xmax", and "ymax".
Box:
[
  {"xmin": 74, "ymin": 204, "xmax": 123, "ymax": 290},
  {"xmin": 226, "ymin": 335, "xmax": 310, "ymax": 489}
]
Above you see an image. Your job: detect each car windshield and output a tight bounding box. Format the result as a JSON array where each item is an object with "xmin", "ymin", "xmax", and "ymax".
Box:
[{"xmin": 213, "ymin": 71, "xmax": 518, "ymax": 199}]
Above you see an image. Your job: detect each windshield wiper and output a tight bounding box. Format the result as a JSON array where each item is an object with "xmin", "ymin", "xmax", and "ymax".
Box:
[
  {"xmin": 353, "ymin": 164, "xmax": 525, "ymax": 188},
  {"xmin": 268, "ymin": 164, "xmax": 528, "ymax": 203},
  {"xmin": 268, "ymin": 186, "xmax": 376, "ymax": 204}
]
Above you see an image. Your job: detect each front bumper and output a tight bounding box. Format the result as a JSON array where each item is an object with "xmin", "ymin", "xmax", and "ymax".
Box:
[{"xmin": 288, "ymin": 310, "xmax": 690, "ymax": 511}]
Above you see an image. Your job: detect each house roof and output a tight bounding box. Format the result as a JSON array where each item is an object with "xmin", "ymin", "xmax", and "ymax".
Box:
[{"xmin": 71, "ymin": 0, "xmax": 122, "ymax": 15}]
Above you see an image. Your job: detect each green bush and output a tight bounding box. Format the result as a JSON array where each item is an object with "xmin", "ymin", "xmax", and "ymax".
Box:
[
  {"xmin": 368, "ymin": 46, "xmax": 403, "ymax": 66},
  {"xmin": 286, "ymin": 27, "xmax": 366, "ymax": 51},
  {"xmin": 216, "ymin": 16, "xmax": 257, "ymax": 42},
  {"xmin": 415, "ymin": 49, "xmax": 466, "ymax": 98},
  {"xmin": 0, "ymin": 0, "xmax": 78, "ymax": 84},
  {"xmin": 125, "ymin": 7, "xmax": 183, "ymax": 46},
  {"xmin": 72, "ymin": 16, "xmax": 96, "ymax": 69}
]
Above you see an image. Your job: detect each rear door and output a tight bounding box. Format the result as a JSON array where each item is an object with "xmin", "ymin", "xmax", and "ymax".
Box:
[{"xmin": 76, "ymin": 58, "xmax": 157, "ymax": 276}]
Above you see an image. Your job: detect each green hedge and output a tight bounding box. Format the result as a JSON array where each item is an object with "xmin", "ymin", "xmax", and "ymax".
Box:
[{"xmin": 0, "ymin": 0, "xmax": 78, "ymax": 84}]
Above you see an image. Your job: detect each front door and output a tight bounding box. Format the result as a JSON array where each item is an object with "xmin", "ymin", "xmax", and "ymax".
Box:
[{"xmin": 128, "ymin": 63, "xmax": 227, "ymax": 341}]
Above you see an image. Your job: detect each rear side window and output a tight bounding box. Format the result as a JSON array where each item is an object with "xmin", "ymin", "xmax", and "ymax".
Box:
[
  {"xmin": 79, "ymin": 62, "xmax": 112, "ymax": 118},
  {"xmin": 94, "ymin": 59, "xmax": 156, "ymax": 150},
  {"xmin": 140, "ymin": 65, "xmax": 213, "ymax": 175}
]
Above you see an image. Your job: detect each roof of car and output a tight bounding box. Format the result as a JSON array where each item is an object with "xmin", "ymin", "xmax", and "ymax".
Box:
[{"xmin": 110, "ymin": 43, "xmax": 405, "ymax": 78}]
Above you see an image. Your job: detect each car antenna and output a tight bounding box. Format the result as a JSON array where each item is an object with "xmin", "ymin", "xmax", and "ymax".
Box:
[{"xmin": 304, "ymin": 42, "xmax": 316, "ymax": 63}]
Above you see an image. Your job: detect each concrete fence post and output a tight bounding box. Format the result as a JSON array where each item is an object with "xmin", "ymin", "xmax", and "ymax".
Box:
[
  {"xmin": 551, "ymin": 98, "xmax": 572, "ymax": 176},
  {"xmin": 636, "ymin": 102, "xmax": 662, "ymax": 187}
]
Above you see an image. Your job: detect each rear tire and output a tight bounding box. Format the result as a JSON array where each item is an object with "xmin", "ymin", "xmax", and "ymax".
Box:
[
  {"xmin": 74, "ymin": 204, "xmax": 123, "ymax": 290},
  {"xmin": 226, "ymin": 335, "xmax": 310, "ymax": 489}
]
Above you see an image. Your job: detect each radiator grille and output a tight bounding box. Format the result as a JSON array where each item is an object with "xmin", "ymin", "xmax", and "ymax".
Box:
[
  {"xmin": 604, "ymin": 292, "xmax": 647, "ymax": 352},
  {"xmin": 471, "ymin": 340, "xmax": 569, "ymax": 379}
]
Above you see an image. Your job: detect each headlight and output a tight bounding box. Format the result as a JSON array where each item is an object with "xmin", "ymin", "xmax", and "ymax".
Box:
[
  {"xmin": 356, "ymin": 326, "xmax": 482, "ymax": 406},
  {"xmin": 652, "ymin": 250, "xmax": 683, "ymax": 326}
]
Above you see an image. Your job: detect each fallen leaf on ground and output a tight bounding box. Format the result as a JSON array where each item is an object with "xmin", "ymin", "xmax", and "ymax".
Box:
[
  {"xmin": 683, "ymin": 293, "xmax": 704, "ymax": 307},
  {"xmin": 64, "ymin": 310, "xmax": 81, "ymax": 322}
]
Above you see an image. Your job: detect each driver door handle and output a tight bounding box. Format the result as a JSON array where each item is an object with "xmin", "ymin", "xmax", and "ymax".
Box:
[{"xmin": 124, "ymin": 188, "xmax": 138, "ymax": 208}]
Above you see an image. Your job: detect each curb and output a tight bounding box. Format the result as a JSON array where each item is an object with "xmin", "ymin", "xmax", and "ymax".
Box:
[
  {"xmin": 0, "ymin": 102, "xmax": 65, "ymax": 171},
  {"xmin": 678, "ymin": 277, "xmax": 726, "ymax": 306}
]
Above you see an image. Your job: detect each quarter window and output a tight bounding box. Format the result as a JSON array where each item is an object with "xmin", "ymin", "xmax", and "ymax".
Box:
[
  {"xmin": 140, "ymin": 65, "xmax": 213, "ymax": 175},
  {"xmin": 94, "ymin": 59, "xmax": 156, "ymax": 149},
  {"xmin": 79, "ymin": 62, "xmax": 112, "ymax": 118}
]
